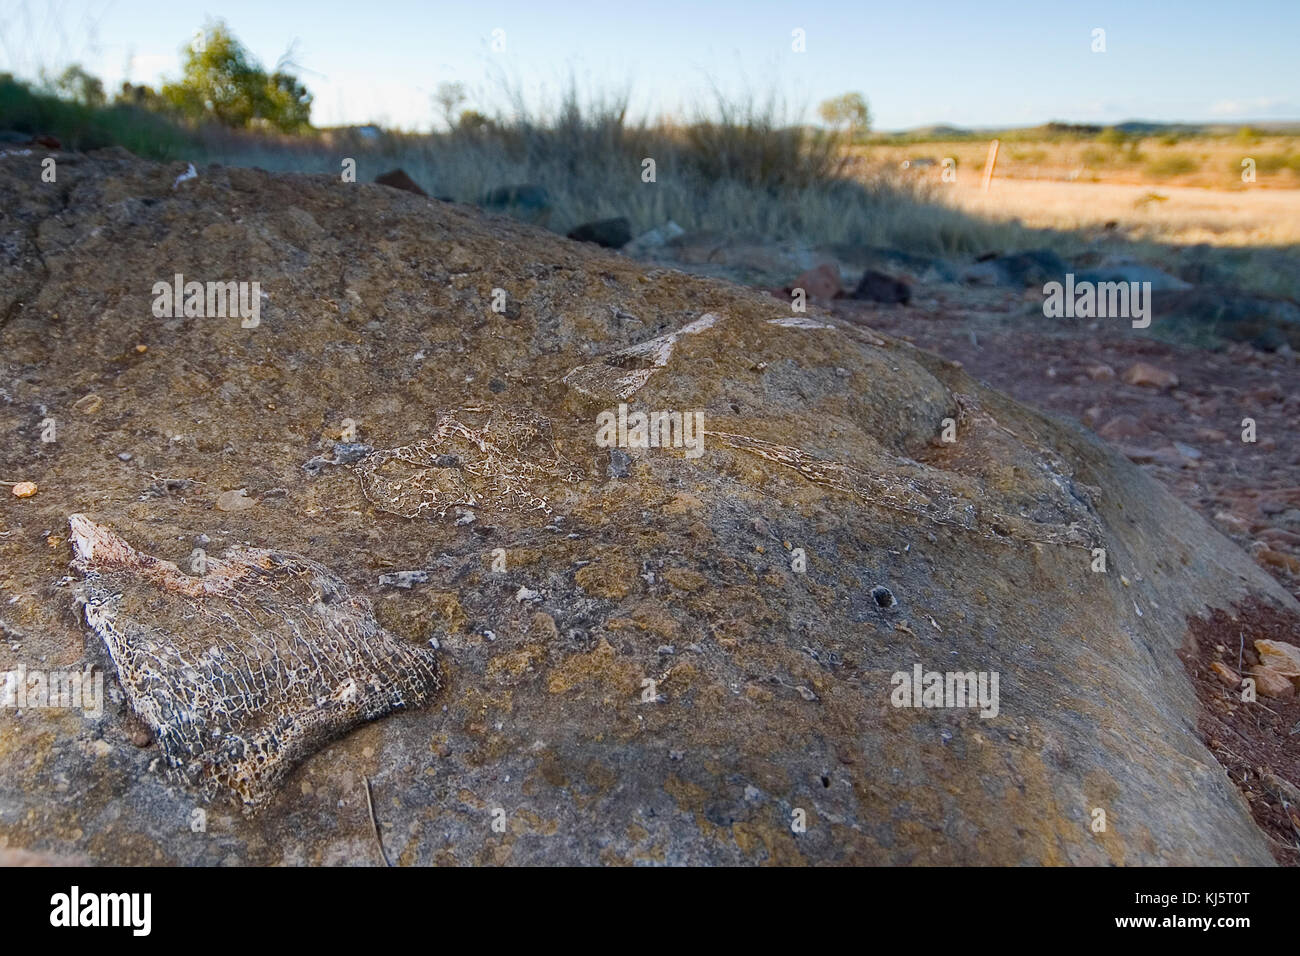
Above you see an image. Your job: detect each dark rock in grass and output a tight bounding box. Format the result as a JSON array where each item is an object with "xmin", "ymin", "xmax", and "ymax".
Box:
[
  {"xmin": 0, "ymin": 130, "xmax": 59, "ymax": 149},
  {"xmin": 1153, "ymin": 288, "xmax": 1300, "ymax": 351},
  {"xmin": 825, "ymin": 245, "xmax": 959, "ymax": 284},
  {"xmin": 375, "ymin": 168, "xmax": 428, "ymax": 196},
  {"xmin": 1075, "ymin": 262, "xmax": 1190, "ymax": 292},
  {"xmin": 481, "ymin": 184, "xmax": 552, "ymax": 224},
  {"xmin": 851, "ymin": 269, "xmax": 911, "ymax": 305},
  {"xmin": 961, "ymin": 250, "xmax": 1069, "ymax": 288},
  {"xmin": 991, "ymin": 249, "xmax": 1068, "ymax": 287},
  {"xmin": 567, "ymin": 217, "xmax": 632, "ymax": 249}
]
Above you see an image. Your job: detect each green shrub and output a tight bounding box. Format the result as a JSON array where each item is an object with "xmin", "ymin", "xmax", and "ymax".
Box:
[
  {"xmin": 1081, "ymin": 147, "xmax": 1110, "ymax": 168},
  {"xmin": 1252, "ymin": 152, "xmax": 1300, "ymax": 174},
  {"xmin": 0, "ymin": 73, "xmax": 193, "ymax": 158},
  {"xmin": 1144, "ymin": 154, "xmax": 1199, "ymax": 177}
]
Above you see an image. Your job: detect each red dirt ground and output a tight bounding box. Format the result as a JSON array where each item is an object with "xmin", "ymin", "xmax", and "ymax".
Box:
[{"xmin": 835, "ymin": 289, "xmax": 1300, "ymax": 601}]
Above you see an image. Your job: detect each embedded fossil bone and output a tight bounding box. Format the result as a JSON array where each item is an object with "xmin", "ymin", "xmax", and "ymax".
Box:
[
  {"xmin": 68, "ymin": 513, "xmax": 441, "ymax": 809},
  {"xmin": 354, "ymin": 407, "xmax": 582, "ymax": 519},
  {"xmin": 563, "ymin": 313, "xmax": 719, "ymax": 400}
]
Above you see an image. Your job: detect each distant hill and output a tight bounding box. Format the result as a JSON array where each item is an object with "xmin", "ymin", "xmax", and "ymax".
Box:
[{"xmin": 878, "ymin": 119, "xmax": 1300, "ymax": 140}]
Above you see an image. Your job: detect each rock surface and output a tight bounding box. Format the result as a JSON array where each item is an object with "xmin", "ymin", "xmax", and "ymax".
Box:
[{"xmin": 0, "ymin": 151, "xmax": 1296, "ymax": 864}]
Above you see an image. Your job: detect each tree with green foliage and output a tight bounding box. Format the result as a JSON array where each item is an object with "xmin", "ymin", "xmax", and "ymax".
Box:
[
  {"xmin": 50, "ymin": 64, "xmax": 106, "ymax": 107},
  {"xmin": 161, "ymin": 21, "xmax": 312, "ymax": 132},
  {"xmin": 456, "ymin": 109, "xmax": 493, "ymax": 134},
  {"xmin": 114, "ymin": 82, "xmax": 170, "ymax": 112},
  {"xmin": 818, "ymin": 92, "xmax": 871, "ymax": 138},
  {"xmin": 434, "ymin": 81, "xmax": 467, "ymax": 130}
]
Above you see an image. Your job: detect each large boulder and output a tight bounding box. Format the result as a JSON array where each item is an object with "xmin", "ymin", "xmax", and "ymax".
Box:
[
  {"xmin": 0, "ymin": 151, "xmax": 1294, "ymax": 864},
  {"xmin": 851, "ymin": 268, "xmax": 911, "ymax": 304},
  {"xmin": 374, "ymin": 168, "xmax": 428, "ymax": 197},
  {"xmin": 567, "ymin": 216, "xmax": 632, "ymax": 249},
  {"xmin": 962, "ymin": 249, "xmax": 1068, "ymax": 288}
]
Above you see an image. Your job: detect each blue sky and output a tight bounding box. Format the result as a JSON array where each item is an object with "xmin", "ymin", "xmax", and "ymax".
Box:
[{"xmin": 1, "ymin": 0, "xmax": 1296, "ymax": 130}]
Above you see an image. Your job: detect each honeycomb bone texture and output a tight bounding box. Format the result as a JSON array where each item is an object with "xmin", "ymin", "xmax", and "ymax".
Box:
[
  {"xmin": 68, "ymin": 513, "xmax": 441, "ymax": 808},
  {"xmin": 354, "ymin": 407, "xmax": 583, "ymax": 519}
]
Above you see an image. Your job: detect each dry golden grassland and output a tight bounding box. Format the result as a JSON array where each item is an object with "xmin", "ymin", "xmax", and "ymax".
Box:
[
  {"xmin": 846, "ymin": 135, "xmax": 1300, "ymax": 251},
  {"xmin": 859, "ymin": 135, "xmax": 1300, "ymax": 190},
  {"xmin": 942, "ymin": 178, "xmax": 1300, "ymax": 246}
]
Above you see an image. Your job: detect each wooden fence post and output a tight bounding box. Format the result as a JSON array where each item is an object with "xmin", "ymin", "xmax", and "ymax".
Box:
[{"xmin": 982, "ymin": 139, "xmax": 1001, "ymax": 193}]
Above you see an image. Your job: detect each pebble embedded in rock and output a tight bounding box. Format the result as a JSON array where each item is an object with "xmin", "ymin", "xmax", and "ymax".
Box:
[
  {"xmin": 378, "ymin": 570, "xmax": 429, "ymax": 589},
  {"xmin": 607, "ymin": 448, "xmax": 632, "ymax": 479},
  {"xmin": 331, "ymin": 442, "xmax": 373, "ymax": 464}
]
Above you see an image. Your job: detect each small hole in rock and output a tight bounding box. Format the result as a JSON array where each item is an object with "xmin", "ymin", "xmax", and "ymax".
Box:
[
  {"xmin": 871, "ymin": 585, "xmax": 897, "ymax": 609},
  {"xmin": 820, "ymin": 775, "xmax": 831, "ymax": 788}
]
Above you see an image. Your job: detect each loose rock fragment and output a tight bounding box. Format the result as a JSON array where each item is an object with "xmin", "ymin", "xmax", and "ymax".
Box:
[
  {"xmin": 1210, "ymin": 661, "xmax": 1240, "ymax": 688},
  {"xmin": 68, "ymin": 513, "xmax": 441, "ymax": 808},
  {"xmin": 1247, "ymin": 665, "xmax": 1295, "ymax": 699},
  {"xmin": 215, "ymin": 488, "xmax": 258, "ymax": 512},
  {"xmin": 1122, "ymin": 362, "xmax": 1180, "ymax": 389},
  {"xmin": 73, "ymin": 393, "xmax": 103, "ymax": 414},
  {"xmin": 1254, "ymin": 639, "xmax": 1300, "ymax": 677}
]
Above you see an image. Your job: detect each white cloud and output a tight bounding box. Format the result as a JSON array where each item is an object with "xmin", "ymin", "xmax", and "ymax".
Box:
[
  {"xmin": 128, "ymin": 53, "xmax": 178, "ymax": 81},
  {"xmin": 1208, "ymin": 96, "xmax": 1297, "ymax": 118}
]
